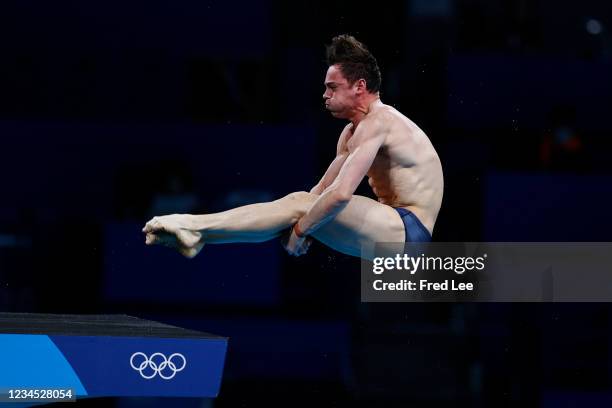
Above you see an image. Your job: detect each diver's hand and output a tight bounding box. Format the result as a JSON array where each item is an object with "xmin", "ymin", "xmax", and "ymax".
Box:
[{"xmin": 281, "ymin": 227, "xmax": 312, "ymax": 256}]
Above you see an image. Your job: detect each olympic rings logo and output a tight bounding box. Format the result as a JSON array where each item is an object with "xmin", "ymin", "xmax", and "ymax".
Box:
[{"xmin": 129, "ymin": 352, "xmax": 187, "ymax": 380}]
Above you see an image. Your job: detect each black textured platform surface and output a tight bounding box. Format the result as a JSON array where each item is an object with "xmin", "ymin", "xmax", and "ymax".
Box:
[{"xmin": 0, "ymin": 313, "xmax": 224, "ymax": 339}]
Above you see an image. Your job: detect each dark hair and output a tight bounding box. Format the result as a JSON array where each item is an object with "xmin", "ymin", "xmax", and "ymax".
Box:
[{"xmin": 325, "ymin": 34, "xmax": 381, "ymax": 93}]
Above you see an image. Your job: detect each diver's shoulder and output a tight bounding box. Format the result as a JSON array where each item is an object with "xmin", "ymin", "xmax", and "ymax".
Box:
[{"xmin": 365, "ymin": 104, "xmax": 398, "ymax": 129}]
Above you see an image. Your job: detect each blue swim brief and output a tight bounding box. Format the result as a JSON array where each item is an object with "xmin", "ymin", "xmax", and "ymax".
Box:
[{"xmin": 394, "ymin": 207, "xmax": 432, "ymax": 243}]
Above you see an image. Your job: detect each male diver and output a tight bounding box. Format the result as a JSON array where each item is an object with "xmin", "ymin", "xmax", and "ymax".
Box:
[{"xmin": 143, "ymin": 35, "xmax": 443, "ymax": 260}]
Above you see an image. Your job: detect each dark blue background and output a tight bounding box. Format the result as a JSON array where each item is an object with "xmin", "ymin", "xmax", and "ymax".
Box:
[{"xmin": 1, "ymin": 0, "xmax": 611, "ymax": 406}]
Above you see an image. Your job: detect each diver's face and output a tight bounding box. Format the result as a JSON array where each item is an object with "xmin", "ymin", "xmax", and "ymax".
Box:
[{"xmin": 322, "ymin": 64, "xmax": 356, "ymax": 119}]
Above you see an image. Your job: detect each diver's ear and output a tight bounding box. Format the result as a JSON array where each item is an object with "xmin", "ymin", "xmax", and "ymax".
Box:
[{"xmin": 354, "ymin": 78, "xmax": 367, "ymax": 94}]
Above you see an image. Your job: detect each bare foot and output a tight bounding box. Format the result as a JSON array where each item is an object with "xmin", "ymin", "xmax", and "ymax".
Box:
[{"xmin": 143, "ymin": 214, "xmax": 205, "ymax": 258}]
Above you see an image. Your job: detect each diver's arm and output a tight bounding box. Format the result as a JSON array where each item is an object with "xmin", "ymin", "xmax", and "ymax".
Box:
[{"xmin": 295, "ymin": 119, "xmax": 386, "ymax": 236}]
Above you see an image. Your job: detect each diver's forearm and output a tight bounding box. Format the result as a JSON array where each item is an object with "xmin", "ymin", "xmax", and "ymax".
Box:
[
  {"xmin": 309, "ymin": 183, "xmax": 324, "ymax": 194},
  {"xmin": 296, "ymin": 189, "xmax": 349, "ymax": 236}
]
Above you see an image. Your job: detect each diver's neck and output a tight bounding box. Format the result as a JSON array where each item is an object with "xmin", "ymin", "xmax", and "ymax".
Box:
[{"xmin": 350, "ymin": 96, "xmax": 381, "ymax": 127}]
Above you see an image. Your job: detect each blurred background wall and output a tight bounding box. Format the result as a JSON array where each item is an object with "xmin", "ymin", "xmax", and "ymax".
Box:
[{"xmin": 1, "ymin": 0, "xmax": 611, "ymax": 406}]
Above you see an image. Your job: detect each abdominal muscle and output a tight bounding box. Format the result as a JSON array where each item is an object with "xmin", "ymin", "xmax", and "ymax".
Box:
[{"xmin": 367, "ymin": 154, "xmax": 442, "ymax": 235}]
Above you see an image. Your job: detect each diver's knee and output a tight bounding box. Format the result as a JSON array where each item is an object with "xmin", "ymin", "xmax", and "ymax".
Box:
[
  {"xmin": 284, "ymin": 191, "xmax": 316, "ymax": 203},
  {"xmin": 277, "ymin": 191, "xmax": 315, "ymax": 221}
]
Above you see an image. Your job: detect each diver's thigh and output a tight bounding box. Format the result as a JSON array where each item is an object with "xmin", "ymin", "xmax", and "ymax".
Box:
[{"xmin": 312, "ymin": 195, "xmax": 405, "ymax": 258}]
